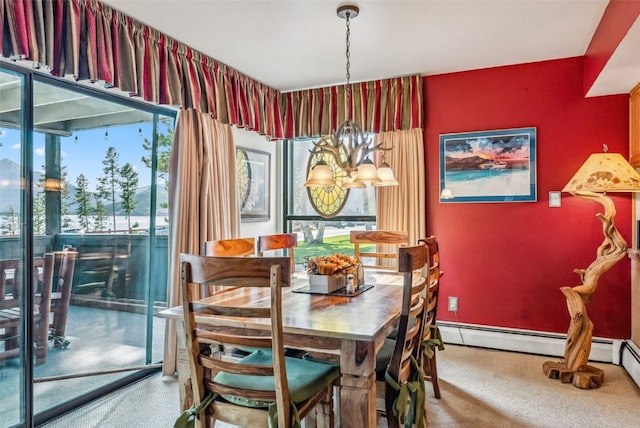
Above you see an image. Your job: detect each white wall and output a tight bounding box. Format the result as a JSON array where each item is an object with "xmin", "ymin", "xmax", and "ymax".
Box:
[{"xmin": 232, "ymin": 126, "xmax": 281, "ymax": 238}]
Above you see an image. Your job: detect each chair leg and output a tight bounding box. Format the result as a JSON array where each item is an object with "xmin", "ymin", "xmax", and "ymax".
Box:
[
  {"xmin": 424, "ymin": 352, "xmax": 441, "ymax": 399},
  {"xmin": 312, "ymin": 384, "xmax": 335, "ymax": 428},
  {"xmin": 6, "ymin": 326, "xmax": 19, "ymax": 350},
  {"xmin": 35, "ymin": 319, "xmax": 50, "ymax": 365},
  {"xmin": 384, "ymin": 386, "xmax": 401, "ymax": 428}
]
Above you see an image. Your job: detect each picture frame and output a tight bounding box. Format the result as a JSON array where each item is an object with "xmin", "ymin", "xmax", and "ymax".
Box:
[
  {"xmin": 439, "ymin": 127, "xmax": 536, "ymax": 203},
  {"xmin": 236, "ymin": 147, "xmax": 270, "ymax": 221}
]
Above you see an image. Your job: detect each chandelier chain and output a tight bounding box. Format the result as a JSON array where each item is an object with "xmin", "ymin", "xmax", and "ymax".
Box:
[
  {"xmin": 345, "ymin": 11, "xmax": 351, "ymax": 105},
  {"xmin": 304, "ymin": 5, "xmax": 398, "ymax": 198}
]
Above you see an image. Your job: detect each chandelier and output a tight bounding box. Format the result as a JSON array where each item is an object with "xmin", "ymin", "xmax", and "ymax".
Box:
[{"xmin": 304, "ymin": 5, "xmax": 398, "ymax": 189}]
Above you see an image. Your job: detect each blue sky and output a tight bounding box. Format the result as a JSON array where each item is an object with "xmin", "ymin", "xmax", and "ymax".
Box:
[{"xmin": 0, "ymin": 121, "xmax": 169, "ymax": 192}]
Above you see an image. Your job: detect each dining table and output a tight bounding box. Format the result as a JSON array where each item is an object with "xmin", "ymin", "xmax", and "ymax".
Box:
[{"xmin": 158, "ymin": 268, "xmax": 405, "ymax": 428}]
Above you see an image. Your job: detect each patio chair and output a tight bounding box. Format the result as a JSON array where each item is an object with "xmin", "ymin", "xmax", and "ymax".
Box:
[
  {"xmin": 0, "ymin": 253, "xmax": 55, "ymax": 364},
  {"xmin": 74, "ymin": 237, "xmax": 131, "ymax": 298}
]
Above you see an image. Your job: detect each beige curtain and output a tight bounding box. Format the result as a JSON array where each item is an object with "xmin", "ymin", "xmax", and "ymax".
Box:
[
  {"xmin": 375, "ymin": 128, "xmax": 426, "ymax": 247},
  {"xmin": 162, "ymin": 109, "xmax": 239, "ymax": 376}
]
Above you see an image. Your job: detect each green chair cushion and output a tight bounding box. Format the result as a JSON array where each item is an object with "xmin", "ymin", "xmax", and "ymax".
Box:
[
  {"xmin": 234, "ymin": 346, "xmax": 271, "ymax": 355},
  {"xmin": 215, "ymin": 350, "xmax": 339, "ymax": 408},
  {"xmin": 375, "ymin": 337, "xmax": 396, "ymax": 380}
]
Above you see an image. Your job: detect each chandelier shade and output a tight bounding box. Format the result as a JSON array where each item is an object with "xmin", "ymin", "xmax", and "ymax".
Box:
[
  {"xmin": 304, "ymin": 159, "xmax": 336, "ymax": 188},
  {"xmin": 375, "ymin": 161, "xmax": 399, "ymax": 186},
  {"xmin": 353, "ymin": 158, "xmax": 382, "ymax": 185}
]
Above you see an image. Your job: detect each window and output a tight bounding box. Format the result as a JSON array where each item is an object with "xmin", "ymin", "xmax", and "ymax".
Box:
[{"xmin": 284, "ymin": 138, "xmax": 376, "ymax": 266}]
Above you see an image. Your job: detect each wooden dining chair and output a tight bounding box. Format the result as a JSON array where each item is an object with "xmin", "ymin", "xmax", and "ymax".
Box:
[
  {"xmin": 177, "ymin": 253, "xmax": 339, "ymax": 428},
  {"xmin": 202, "ymin": 237, "xmax": 256, "ymax": 257},
  {"xmin": 350, "ymin": 230, "xmax": 409, "ymax": 271},
  {"xmin": 420, "ymin": 236, "xmax": 444, "ymax": 398},
  {"xmin": 0, "ymin": 253, "xmax": 55, "ymax": 365},
  {"xmin": 375, "ymin": 243, "xmax": 428, "ymax": 428},
  {"xmin": 257, "ymin": 233, "xmax": 297, "ymax": 273}
]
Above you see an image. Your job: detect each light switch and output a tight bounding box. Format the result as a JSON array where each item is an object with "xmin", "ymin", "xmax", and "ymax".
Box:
[{"xmin": 549, "ymin": 191, "xmax": 561, "ymax": 207}]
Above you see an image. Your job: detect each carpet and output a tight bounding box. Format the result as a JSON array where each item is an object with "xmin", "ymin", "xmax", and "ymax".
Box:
[{"xmin": 40, "ymin": 344, "xmax": 640, "ymax": 427}]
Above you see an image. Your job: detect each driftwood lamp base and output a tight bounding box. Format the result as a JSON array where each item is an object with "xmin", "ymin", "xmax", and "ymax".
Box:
[
  {"xmin": 543, "ymin": 191, "xmax": 627, "ymax": 391},
  {"xmin": 549, "ymin": 154, "xmax": 640, "ymax": 390},
  {"xmin": 543, "ymin": 361, "xmax": 605, "ymax": 389}
]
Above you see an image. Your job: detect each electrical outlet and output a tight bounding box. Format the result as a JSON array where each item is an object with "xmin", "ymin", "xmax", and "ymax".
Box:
[{"xmin": 448, "ymin": 296, "xmax": 458, "ymax": 312}]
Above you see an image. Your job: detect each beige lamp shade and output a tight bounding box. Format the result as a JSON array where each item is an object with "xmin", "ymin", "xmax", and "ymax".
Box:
[
  {"xmin": 353, "ymin": 158, "xmax": 382, "ymax": 185},
  {"xmin": 343, "ymin": 172, "xmax": 366, "ymax": 188},
  {"xmin": 304, "ymin": 160, "xmax": 336, "ymax": 188},
  {"xmin": 374, "ymin": 162, "xmax": 399, "ymax": 187},
  {"xmin": 562, "ymin": 153, "xmax": 640, "ymax": 193}
]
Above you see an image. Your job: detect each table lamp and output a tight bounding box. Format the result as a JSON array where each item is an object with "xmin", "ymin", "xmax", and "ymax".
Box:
[{"xmin": 543, "ymin": 151, "xmax": 640, "ymax": 389}]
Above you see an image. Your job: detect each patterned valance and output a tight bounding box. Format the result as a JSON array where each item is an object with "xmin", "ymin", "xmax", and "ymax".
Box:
[
  {"xmin": 0, "ymin": 0, "xmax": 283, "ymax": 138},
  {"xmin": 0, "ymin": 0, "xmax": 421, "ymax": 139},
  {"xmin": 281, "ymin": 75, "xmax": 423, "ymax": 138}
]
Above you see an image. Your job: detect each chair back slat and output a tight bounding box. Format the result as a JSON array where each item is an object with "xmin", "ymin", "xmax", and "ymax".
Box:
[
  {"xmin": 200, "ymin": 240, "xmax": 257, "ymax": 296},
  {"xmin": 257, "ymin": 233, "xmax": 297, "ymax": 273},
  {"xmin": 183, "ymin": 253, "xmax": 290, "ymax": 288},
  {"xmin": 350, "ymin": 230, "xmax": 409, "ymax": 271},
  {"xmin": 420, "ymin": 236, "xmax": 442, "ymax": 337},
  {"xmin": 202, "ymin": 238, "xmax": 256, "ymax": 257}
]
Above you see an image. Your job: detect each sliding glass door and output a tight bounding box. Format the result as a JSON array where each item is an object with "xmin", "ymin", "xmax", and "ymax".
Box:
[{"xmin": 0, "ymin": 62, "xmax": 176, "ymax": 426}]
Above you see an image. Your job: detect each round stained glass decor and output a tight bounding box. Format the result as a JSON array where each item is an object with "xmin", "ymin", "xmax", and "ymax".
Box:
[{"xmin": 306, "ymin": 150, "xmax": 349, "ymax": 217}]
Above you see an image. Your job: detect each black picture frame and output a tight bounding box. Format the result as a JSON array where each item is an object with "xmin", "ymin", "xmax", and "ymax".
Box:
[{"xmin": 236, "ymin": 147, "xmax": 271, "ymax": 221}]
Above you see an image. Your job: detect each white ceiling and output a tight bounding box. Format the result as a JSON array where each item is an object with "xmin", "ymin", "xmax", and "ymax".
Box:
[{"xmin": 101, "ymin": 0, "xmax": 639, "ymax": 96}]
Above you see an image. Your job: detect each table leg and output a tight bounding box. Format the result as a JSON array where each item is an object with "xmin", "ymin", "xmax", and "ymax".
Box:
[{"xmin": 339, "ymin": 339, "xmax": 377, "ymax": 428}]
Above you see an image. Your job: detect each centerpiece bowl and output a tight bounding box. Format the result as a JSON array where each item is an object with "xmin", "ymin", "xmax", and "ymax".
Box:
[{"xmin": 305, "ymin": 254, "xmax": 358, "ymax": 294}]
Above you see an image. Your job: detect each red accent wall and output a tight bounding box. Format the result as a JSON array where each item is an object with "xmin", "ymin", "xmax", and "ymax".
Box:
[{"xmin": 425, "ymin": 57, "xmax": 631, "ymax": 338}]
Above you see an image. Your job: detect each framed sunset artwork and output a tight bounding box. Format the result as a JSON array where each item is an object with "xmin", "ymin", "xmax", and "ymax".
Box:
[{"xmin": 439, "ymin": 127, "xmax": 536, "ymax": 203}]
